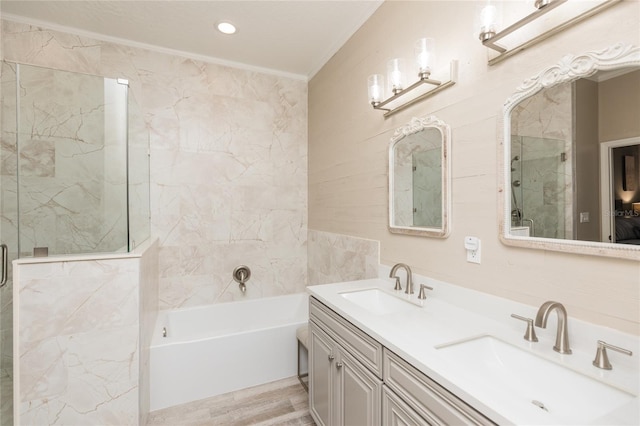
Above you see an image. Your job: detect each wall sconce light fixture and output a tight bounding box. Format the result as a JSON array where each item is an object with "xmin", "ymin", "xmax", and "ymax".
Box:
[
  {"xmin": 368, "ymin": 38, "xmax": 457, "ymax": 117},
  {"xmin": 479, "ymin": 0, "xmax": 622, "ymax": 66}
]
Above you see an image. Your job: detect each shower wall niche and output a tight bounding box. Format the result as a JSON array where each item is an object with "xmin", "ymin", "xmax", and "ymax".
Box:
[{"xmin": 1, "ymin": 62, "xmax": 150, "ymax": 257}]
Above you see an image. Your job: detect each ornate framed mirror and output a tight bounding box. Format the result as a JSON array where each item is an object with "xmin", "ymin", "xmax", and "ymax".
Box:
[
  {"xmin": 499, "ymin": 43, "xmax": 640, "ymax": 260},
  {"xmin": 389, "ymin": 116, "xmax": 451, "ymax": 238}
]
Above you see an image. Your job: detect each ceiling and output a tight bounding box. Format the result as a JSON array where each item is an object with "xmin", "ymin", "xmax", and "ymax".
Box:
[{"xmin": 0, "ymin": 0, "xmax": 384, "ymax": 80}]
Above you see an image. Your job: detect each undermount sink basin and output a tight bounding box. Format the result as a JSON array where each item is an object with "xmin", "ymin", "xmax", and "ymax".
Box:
[
  {"xmin": 436, "ymin": 335, "xmax": 635, "ymax": 423},
  {"xmin": 340, "ymin": 289, "xmax": 415, "ymax": 315}
]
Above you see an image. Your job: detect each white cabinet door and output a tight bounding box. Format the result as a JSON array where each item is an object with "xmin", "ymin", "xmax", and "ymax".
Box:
[
  {"xmin": 336, "ymin": 348, "xmax": 382, "ymax": 426},
  {"xmin": 310, "ymin": 319, "xmax": 383, "ymax": 426},
  {"xmin": 310, "ymin": 322, "xmax": 335, "ymax": 426}
]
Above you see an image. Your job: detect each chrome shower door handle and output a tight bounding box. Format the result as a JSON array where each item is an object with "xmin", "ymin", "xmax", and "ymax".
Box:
[{"xmin": 0, "ymin": 244, "xmax": 7, "ymax": 287}]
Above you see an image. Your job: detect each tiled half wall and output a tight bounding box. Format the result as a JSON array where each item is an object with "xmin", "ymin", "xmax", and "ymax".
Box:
[
  {"xmin": 13, "ymin": 239, "xmax": 159, "ymax": 425},
  {"xmin": 307, "ymin": 230, "xmax": 379, "ymax": 285}
]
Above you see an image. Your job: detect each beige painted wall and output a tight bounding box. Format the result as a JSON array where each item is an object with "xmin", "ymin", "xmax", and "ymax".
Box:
[
  {"xmin": 600, "ymin": 69, "xmax": 640, "ymax": 142},
  {"xmin": 309, "ymin": 1, "xmax": 640, "ymax": 334},
  {"xmin": 575, "ymin": 79, "xmax": 600, "ymax": 242}
]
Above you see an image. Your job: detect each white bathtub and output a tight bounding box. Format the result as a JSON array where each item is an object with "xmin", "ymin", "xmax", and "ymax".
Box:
[{"xmin": 150, "ymin": 293, "xmax": 309, "ymax": 411}]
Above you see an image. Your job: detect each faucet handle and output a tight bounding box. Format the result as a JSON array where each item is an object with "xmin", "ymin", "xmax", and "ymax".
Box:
[
  {"xmin": 393, "ymin": 277, "xmax": 402, "ymax": 291},
  {"xmin": 417, "ymin": 284, "xmax": 433, "ymax": 300},
  {"xmin": 511, "ymin": 314, "xmax": 538, "ymax": 342},
  {"xmin": 592, "ymin": 340, "xmax": 633, "ymax": 370}
]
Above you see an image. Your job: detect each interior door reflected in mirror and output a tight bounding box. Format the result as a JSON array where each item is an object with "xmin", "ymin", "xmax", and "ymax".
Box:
[
  {"xmin": 389, "ymin": 116, "xmax": 451, "ymax": 238},
  {"xmin": 500, "ymin": 43, "xmax": 640, "ymax": 259}
]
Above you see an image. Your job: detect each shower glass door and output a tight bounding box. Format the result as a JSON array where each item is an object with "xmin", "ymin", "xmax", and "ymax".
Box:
[
  {"xmin": 511, "ymin": 135, "xmax": 572, "ymax": 239},
  {"xmin": 15, "ymin": 64, "xmax": 129, "ymax": 257},
  {"xmin": 0, "ymin": 61, "xmax": 19, "ymax": 426},
  {"xmin": 0, "ymin": 61, "xmax": 144, "ymax": 425},
  {"xmin": 412, "ymin": 150, "xmax": 442, "ymax": 228}
]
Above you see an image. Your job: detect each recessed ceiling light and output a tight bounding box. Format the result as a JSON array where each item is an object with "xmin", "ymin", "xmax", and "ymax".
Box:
[{"xmin": 217, "ymin": 21, "xmax": 236, "ymax": 35}]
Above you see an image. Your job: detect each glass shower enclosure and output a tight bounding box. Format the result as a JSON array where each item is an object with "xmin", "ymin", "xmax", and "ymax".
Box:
[
  {"xmin": 0, "ymin": 62, "xmax": 150, "ymax": 424},
  {"xmin": 510, "ymin": 135, "xmax": 572, "ymax": 239}
]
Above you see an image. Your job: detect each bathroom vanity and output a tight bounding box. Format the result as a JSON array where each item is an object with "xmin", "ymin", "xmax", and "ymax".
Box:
[
  {"xmin": 309, "ymin": 296, "xmax": 492, "ymax": 425},
  {"xmin": 307, "ymin": 277, "xmax": 639, "ymax": 425}
]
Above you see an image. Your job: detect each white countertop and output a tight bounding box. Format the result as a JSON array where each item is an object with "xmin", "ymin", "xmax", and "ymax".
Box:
[{"xmin": 307, "ymin": 275, "xmax": 640, "ymax": 425}]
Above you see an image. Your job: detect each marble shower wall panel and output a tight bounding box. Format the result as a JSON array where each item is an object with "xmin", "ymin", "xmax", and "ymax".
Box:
[
  {"xmin": 308, "ymin": 230, "xmax": 379, "ymax": 285},
  {"xmin": 2, "ymin": 20, "xmax": 308, "ymax": 310},
  {"xmin": 15, "ymin": 258, "xmax": 142, "ymax": 425}
]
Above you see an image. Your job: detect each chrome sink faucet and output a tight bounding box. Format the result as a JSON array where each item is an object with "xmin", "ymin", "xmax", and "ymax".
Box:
[
  {"xmin": 534, "ymin": 301, "xmax": 572, "ymax": 354},
  {"xmin": 390, "ymin": 263, "xmax": 413, "ymax": 294}
]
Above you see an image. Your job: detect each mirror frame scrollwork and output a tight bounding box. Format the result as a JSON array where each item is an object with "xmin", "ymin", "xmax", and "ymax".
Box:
[
  {"xmin": 389, "ymin": 115, "xmax": 451, "ymax": 238},
  {"xmin": 498, "ymin": 42, "xmax": 640, "ymax": 260}
]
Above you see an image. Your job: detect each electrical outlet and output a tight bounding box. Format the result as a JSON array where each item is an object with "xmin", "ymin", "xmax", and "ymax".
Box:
[
  {"xmin": 580, "ymin": 212, "xmax": 590, "ymax": 223},
  {"xmin": 464, "ymin": 236, "xmax": 481, "ymax": 264},
  {"xmin": 467, "ymin": 247, "xmax": 481, "ymax": 264}
]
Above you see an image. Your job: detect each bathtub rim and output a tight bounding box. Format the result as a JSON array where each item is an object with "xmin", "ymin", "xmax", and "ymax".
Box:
[{"xmin": 151, "ymin": 292, "xmax": 309, "ymax": 347}]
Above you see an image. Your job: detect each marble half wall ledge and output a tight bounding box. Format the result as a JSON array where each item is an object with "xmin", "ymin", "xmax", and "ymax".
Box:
[{"xmin": 12, "ymin": 236, "xmax": 158, "ymax": 266}]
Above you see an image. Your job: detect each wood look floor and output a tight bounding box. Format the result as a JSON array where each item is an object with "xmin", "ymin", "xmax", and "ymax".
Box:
[{"xmin": 147, "ymin": 376, "xmax": 314, "ymax": 426}]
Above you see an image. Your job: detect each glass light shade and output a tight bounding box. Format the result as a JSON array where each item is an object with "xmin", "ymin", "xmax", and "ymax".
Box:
[
  {"xmin": 387, "ymin": 58, "xmax": 407, "ymax": 95},
  {"xmin": 415, "ymin": 38, "xmax": 436, "ymax": 78},
  {"xmin": 217, "ymin": 21, "xmax": 237, "ymax": 35},
  {"xmin": 479, "ymin": 3, "xmax": 500, "ymax": 40},
  {"xmin": 367, "ymin": 74, "xmax": 385, "ymax": 104}
]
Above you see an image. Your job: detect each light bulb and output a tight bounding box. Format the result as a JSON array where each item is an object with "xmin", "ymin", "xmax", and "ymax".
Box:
[
  {"xmin": 415, "ymin": 38, "xmax": 435, "ymax": 78},
  {"xmin": 367, "ymin": 74, "xmax": 384, "ymax": 105},
  {"xmin": 387, "ymin": 58, "xmax": 406, "ymax": 95},
  {"xmin": 479, "ymin": 4, "xmax": 499, "ymax": 40}
]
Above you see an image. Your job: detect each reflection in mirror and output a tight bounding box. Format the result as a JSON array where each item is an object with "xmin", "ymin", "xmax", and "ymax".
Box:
[
  {"xmin": 389, "ymin": 116, "xmax": 450, "ymax": 238},
  {"xmin": 509, "ymin": 81, "xmax": 573, "ymax": 240},
  {"xmin": 501, "ymin": 43, "xmax": 640, "ymax": 259}
]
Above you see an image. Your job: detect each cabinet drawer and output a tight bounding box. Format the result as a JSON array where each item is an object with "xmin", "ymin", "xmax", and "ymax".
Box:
[
  {"xmin": 383, "ymin": 349, "xmax": 495, "ymax": 426},
  {"xmin": 310, "ymin": 297, "xmax": 383, "ymax": 377},
  {"xmin": 382, "ymin": 386, "xmax": 429, "ymax": 426}
]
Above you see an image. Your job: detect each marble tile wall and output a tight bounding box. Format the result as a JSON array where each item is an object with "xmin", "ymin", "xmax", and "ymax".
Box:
[
  {"xmin": 307, "ymin": 230, "xmax": 379, "ymax": 286},
  {"xmin": 2, "ymin": 19, "xmax": 308, "ymax": 310},
  {"xmin": 13, "ymin": 238, "xmax": 158, "ymax": 425}
]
